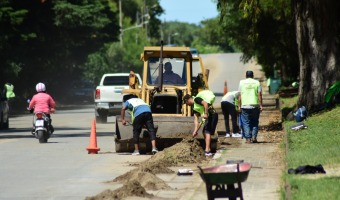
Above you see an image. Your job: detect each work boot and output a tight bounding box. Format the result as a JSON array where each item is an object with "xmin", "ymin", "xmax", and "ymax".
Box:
[
  {"xmin": 152, "ymin": 148, "xmax": 159, "ymax": 155},
  {"xmin": 252, "ymin": 138, "xmax": 258, "ymax": 143},
  {"xmin": 246, "ymin": 139, "xmax": 251, "ymax": 144}
]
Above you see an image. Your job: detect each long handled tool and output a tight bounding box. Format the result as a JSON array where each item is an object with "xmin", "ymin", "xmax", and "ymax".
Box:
[{"xmin": 192, "ymin": 119, "xmax": 205, "ymax": 138}]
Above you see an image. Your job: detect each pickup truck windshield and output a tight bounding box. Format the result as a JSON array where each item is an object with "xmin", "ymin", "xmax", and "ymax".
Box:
[
  {"xmin": 103, "ymin": 76, "xmax": 129, "ymax": 86},
  {"xmin": 147, "ymin": 57, "xmax": 186, "ymax": 85}
]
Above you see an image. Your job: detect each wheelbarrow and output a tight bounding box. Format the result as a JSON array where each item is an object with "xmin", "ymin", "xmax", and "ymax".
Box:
[{"xmin": 198, "ymin": 162, "xmax": 251, "ymax": 200}]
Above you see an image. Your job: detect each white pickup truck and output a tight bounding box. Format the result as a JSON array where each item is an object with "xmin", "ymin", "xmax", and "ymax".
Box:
[{"xmin": 94, "ymin": 73, "xmax": 142, "ymax": 123}]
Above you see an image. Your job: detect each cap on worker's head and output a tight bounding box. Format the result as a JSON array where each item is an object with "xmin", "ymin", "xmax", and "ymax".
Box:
[
  {"xmin": 123, "ymin": 94, "xmax": 138, "ymax": 103},
  {"xmin": 183, "ymin": 94, "xmax": 192, "ymax": 104},
  {"xmin": 246, "ymin": 70, "xmax": 254, "ymax": 78},
  {"xmin": 164, "ymin": 62, "xmax": 172, "ymax": 71}
]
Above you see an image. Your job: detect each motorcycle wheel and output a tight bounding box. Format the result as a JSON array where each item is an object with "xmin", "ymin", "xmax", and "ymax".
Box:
[{"xmin": 37, "ymin": 130, "xmax": 48, "ymax": 143}]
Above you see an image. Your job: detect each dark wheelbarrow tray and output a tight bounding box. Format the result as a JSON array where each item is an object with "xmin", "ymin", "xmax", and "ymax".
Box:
[
  {"xmin": 198, "ymin": 163, "xmax": 251, "ymax": 184},
  {"xmin": 198, "ymin": 163, "xmax": 251, "ymax": 200}
]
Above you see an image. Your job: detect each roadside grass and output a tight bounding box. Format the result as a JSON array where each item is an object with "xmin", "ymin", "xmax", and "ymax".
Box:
[
  {"xmin": 281, "ymin": 96, "xmax": 298, "ymax": 110},
  {"xmin": 284, "ymin": 106, "xmax": 340, "ymax": 199}
]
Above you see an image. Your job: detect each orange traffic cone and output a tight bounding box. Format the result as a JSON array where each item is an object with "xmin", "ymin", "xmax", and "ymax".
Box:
[
  {"xmin": 223, "ymin": 80, "xmax": 228, "ymax": 95},
  {"xmin": 86, "ymin": 119, "xmax": 100, "ymax": 154}
]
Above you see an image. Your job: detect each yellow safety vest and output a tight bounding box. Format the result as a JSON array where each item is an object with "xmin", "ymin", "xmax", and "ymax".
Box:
[
  {"xmin": 5, "ymin": 83, "xmax": 15, "ymax": 99},
  {"xmin": 193, "ymin": 90, "xmax": 215, "ymax": 115},
  {"xmin": 231, "ymin": 91, "xmax": 239, "ymax": 109},
  {"xmin": 239, "ymin": 78, "xmax": 260, "ymax": 106}
]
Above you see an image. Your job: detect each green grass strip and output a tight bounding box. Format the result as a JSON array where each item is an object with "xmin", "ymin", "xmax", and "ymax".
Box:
[{"xmin": 284, "ymin": 106, "xmax": 340, "ymax": 199}]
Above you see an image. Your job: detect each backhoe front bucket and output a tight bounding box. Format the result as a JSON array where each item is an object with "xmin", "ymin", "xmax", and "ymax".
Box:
[{"xmin": 114, "ymin": 115, "xmax": 218, "ymax": 153}]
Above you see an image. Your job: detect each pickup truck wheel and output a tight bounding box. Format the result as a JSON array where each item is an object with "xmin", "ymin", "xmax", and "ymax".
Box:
[{"xmin": 96, "ymin": 114, "xmax": 107, "ymax": 123}]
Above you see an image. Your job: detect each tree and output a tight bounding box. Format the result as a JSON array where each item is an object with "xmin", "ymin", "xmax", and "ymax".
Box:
[
  {"xmin": 195, "ymin": 17, "xmax": 236, "ymax": 53},
  {"xmin": 217, "ymin": 0, "xmax": 299, "ymax": 83},
  {"xmin": 0, "ymin": 0, "xmax": 119, "ymax": 98},
  {"xmin": 83, "ymin": 0, "xmax": 163, "ymax": 83},
  {"xmin": 294, "ymin": 0, "xmax": 340, "ymax": 111},
  {"xmin": 218, "ymin": 0, "xmax": 340, "ymax": 111}
]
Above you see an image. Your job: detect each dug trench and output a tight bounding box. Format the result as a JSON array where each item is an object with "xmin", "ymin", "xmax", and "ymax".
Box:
[{"xmin": 86, "ymin": 108, "xmax": 284, "ymax": 200}]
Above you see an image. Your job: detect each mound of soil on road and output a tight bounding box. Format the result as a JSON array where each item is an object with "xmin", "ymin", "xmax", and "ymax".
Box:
[
  {"xmin": 86, "ymin": 180, "xmax": 153, "ymax": 200},
  {"xmin": 148, "ymin": 138, "xmax": 206, "ymax": 167},
  {"xmin": 113, "ymin": 170, "xmax": 170, "ymax": 190},
  {"xmin": 139, "ymin": 161, "xmax": 174, "ymax": 174},
  {"xmin": 96, "ymin": 138, "xmax": 206, "ymax": 199}
]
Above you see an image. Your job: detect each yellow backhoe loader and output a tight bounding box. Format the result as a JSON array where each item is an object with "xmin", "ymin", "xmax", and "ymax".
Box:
[{"xmin": 114, "ymin": 42, "xmax": 218, "ymax": 152}]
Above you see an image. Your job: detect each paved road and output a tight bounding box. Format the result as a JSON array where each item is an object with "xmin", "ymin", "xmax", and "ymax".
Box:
[{"xmin": 0, "ymin": 107, "xmax": 150, "ymax": 200}]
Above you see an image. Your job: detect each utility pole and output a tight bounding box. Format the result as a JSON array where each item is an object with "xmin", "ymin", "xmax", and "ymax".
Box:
[
  {"xmin": 119, "ymin": 0, "xmax": 123, "ymax": 47},
  {"xmin": 144, "ymin": 0, "xmax": 148, "ymax": 39}
]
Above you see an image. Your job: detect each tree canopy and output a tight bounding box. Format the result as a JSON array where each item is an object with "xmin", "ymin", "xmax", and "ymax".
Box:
[
  {"xmin": 217, "ymin": 0, "xmax": 340, "ymax": 111},
  {"xmin": 0, "ymin": 0, "xmax": 119, "ymax": 98},
  {"xmin": 217, "ymin": 0, "xmax": 299, "ymax": 84}
]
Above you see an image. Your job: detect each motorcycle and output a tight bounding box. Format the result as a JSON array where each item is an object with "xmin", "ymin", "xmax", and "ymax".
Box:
[
  {"xmin": 27, "ymin": 99, "xmax": 53, "ymax": 143},
  {"xmin": 33, "ymin": 112, "xmax": 52, "ymax": 143}
]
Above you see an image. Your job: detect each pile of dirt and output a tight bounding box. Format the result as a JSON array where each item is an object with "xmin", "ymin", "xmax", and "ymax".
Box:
[
  {"xmin": 112, "ymin": 138, "xmax": 205, "ymax": 188},
  {"xmin": 113, "ymin": 169, "xmax": 170, "ymax": 190},
  {"xmin": 139, "ymin": 161, "xmax": 174, "ymax": 174},
  {"xmin": 86, "ymin": 180, "xmax": 153, "ymax": 200},
  {"xmin": 94, "ymin": 138, "xmax": 206, "ymax": 199},
  {"xmin": 148, "ymin": 138, "xmax": 206, "ymax": 167}
]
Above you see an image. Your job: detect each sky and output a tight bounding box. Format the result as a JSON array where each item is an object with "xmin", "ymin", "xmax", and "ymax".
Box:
[{"xmin": 159, "ymin": 0, "xmax": 218, "ymax": 24}]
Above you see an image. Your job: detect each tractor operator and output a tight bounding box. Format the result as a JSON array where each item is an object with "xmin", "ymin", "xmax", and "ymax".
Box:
[{"xmin": 155, "ymin": 62, "xmax": 184, "ymax": 84}]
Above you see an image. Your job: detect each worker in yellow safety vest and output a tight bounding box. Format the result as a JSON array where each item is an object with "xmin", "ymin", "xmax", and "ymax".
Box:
[
  {"xmin": 4, "ymin": 83, "xmax": 15, "ymax": 100},
  {"xmin": 183, "ymin": 90, "xmax": 218, "ymax": 157},
  {"xmin": 238, "ymin": 71, "xmax": 263, "ymax": 143}
]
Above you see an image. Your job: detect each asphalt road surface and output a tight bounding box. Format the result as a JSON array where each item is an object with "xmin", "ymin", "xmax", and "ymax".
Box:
[{"xmin": 0, "ymin": 106, "xmax": 150, "ymax": 200}]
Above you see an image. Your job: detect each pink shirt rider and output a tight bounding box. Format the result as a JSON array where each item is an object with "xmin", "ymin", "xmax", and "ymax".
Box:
[{"xmin": 29, "ymin": 92, "xmax": 56, "ymax": 114}]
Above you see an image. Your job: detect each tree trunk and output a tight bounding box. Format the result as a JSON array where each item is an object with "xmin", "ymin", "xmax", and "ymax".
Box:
[{"xmin": 294, "ymin": 0, "xmax": 340, "ymax": 112}]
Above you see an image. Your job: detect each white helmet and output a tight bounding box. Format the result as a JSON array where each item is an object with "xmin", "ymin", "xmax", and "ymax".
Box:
[{"xmin": 36, "ymin": 82, "xmax": 46, "ymax": 92}]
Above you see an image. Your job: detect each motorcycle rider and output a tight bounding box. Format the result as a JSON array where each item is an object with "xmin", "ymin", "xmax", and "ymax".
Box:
[{"xmin": 28, "ymin": 83, "xmax": 56, "ymax": 134}]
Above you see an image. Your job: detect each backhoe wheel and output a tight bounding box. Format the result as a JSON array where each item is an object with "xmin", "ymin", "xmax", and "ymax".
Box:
[
  {"xmin": 114, "ymin": 139, "xmax": 133, "ymax": 153},
  {"xmin": 96, "ymin": 114, "xmax": 107, "ymax": 124}
]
